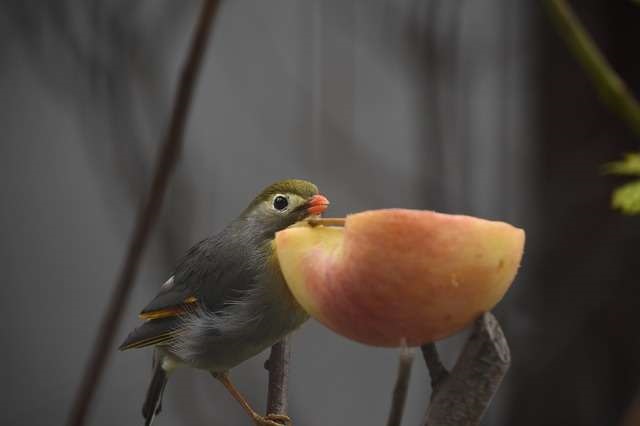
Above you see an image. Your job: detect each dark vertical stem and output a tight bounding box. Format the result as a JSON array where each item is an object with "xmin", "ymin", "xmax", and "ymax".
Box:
[
  {"xmin": 66, "ymin": 2, "xmax": 221, "ymax": 425},
  {"xmin": 387, "ymin": 345, "xmax": 415, "ymax": 426},
  {"xmin": 265, "ymin": 336, "xmax": 292, "ymax": 415}
]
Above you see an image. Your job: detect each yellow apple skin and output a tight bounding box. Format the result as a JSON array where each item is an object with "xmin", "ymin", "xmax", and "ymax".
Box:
[{"xmin": 275, "ymin": 209, "xmax": 525, "ymax": 347}]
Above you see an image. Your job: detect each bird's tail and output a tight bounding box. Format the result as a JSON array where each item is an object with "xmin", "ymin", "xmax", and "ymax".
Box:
[{"xmin": 142, "ymin": 353, "xmax": 169, "ymax": 426}]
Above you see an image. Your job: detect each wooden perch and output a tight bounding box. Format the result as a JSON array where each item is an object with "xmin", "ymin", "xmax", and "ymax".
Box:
[
  {"xmin": 265, "ymin": 336, "xmax": 292, "ymax": 423},
  {"xmin": 421, "ymin": 342, "xmax": 449, "ymax": 394},
  {"xmin": 422, "ymin": 312, "xmax": 511, "ymax": 426}
]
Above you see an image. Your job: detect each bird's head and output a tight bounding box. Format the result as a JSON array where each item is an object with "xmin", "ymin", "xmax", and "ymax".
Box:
[{"xmin": 241, "ymin": 179, "xmax": 330, "ymax": 238}]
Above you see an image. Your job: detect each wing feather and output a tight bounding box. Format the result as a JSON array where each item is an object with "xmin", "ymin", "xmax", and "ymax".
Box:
[
  {"xmin": 119, "ymin": 317, "xmax": 181, "ymax": 351},
  {"xmin": 121, "ymin": 233, "xmax": 251, "ymax": 351},
  {"xmin": 139, "ymin": 296, "xmax": 198, "ymax": 320}
]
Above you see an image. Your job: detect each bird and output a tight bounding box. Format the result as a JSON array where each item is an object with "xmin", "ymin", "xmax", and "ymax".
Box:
[{"xmin": 119, "ymin": 179, "xmax": 330, "ymax": 426}]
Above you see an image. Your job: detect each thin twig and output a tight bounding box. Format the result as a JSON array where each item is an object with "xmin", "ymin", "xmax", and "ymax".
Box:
[
  {"xmin": 423, "ymin": 312, "xmax": 511, "ymax": 426},
  {"xmin": 420, "ymin": 342, "xmax": 449, "ymax": 395},
  {"xmin": 66, "ymin": 2, "xmax": 221, "ymax": 425},
  {"xmin": 387, "ymin": 345, "xmax": 415, "ymax": 426},
  {"xmin": 265, "ymin": 336, "xmax": 292, "ymax": 416},
  {"xmin": 544, "ymin": 0, "xmax": 640, "ymax": 137},
  {"xmin": 307, "ymin": 217, "xmax": 346, "ymax": 227}
]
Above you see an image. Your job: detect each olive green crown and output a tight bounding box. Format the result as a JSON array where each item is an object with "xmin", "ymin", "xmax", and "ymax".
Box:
[{"xmin": 245, "ymin": 179, "xmax": 319, "ymax": 211}]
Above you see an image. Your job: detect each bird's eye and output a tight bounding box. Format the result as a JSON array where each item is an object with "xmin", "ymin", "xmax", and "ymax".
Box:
[{"xmin": 272, "ymin": 195, "xmax": 289, "ymax": 211}]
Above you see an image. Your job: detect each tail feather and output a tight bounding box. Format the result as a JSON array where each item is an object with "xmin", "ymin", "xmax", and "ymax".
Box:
[{"xmin": 143, "ymin": 357, "xmax": 168, "ymax": 426}]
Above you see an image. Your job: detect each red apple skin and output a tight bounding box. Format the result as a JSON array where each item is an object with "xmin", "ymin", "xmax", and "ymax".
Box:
[{"xmin": 275, "ymin": 209, "xmax": 525, "ymax": 347}]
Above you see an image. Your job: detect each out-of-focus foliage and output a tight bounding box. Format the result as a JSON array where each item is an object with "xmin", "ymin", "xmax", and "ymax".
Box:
[
  {"xmin": 604, "ymin": 153, "xmax": 640, "ymax": 175},
  {"xmin": 605, "ymin": 153, "xmax": 640, "ymax": 214},
  {"xmin": 545, "ymin": 0, "xmax": 640, "ymax": 216},
  {"xmin": 611, "ymin": 180, "xmax": 640, "ymax": 214}
]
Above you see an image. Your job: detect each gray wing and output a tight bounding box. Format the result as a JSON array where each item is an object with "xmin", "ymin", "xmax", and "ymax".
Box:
[
  {"xmin": 139, "ymin": 237, "xmax": 221, "ymax": 319},
  {"xmin": 121, "ymin": 228, "xmax": 259, "ymax": 351},
  {"xmin": 138, "ymin": 276, "xmax": 196, "ymax": 319},
  {"xmin": 139, "ymin": 231, "xmax": 256, "ymax": 320},
  {"xmin": 119, "ymin": 316, "xmax": 181, "ymax": 350}
]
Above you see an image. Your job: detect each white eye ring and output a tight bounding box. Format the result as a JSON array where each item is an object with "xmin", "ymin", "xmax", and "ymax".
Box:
[{"xmin": 272, "ymin": 194, "xmax": 289, "ymax": 212}]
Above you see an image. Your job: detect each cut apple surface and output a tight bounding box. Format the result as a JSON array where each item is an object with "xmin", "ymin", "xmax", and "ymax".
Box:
[{"xmin": 275, "ymin": 209, "xmax": 525, "ymax": 347}]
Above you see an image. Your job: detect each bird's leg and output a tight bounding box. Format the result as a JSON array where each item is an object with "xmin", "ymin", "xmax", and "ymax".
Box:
[
  {"xmin": 307, "ymin": 217, "xmax": 346, "ymax": 227},
  {"xmin": 211, "ymin": 372, "xmax": 291, "ymax": 426}
]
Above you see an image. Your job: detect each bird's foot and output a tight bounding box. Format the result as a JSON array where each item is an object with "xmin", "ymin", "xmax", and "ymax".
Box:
[{"xmin": 253, "ymin": 413, "xmax": 292, "ymax": 426}]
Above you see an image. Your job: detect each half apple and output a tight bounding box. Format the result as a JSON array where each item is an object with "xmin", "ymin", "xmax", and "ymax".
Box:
[{"xmin": 275, "ymin": 209, "xmax": 525, "ymax": 347}]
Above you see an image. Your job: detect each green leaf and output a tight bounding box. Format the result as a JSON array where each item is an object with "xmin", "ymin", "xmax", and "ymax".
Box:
[
  {"xmin": 611, "ymin": 180, "xmax": 640, "ymax": 215},
  {"xmin": 603, "ymin": 152, "xmax": 640, "ymax": 176}
]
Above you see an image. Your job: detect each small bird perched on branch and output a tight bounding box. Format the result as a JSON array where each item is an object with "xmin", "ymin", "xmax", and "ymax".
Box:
[{"xmin": 120, "ymin": 179, "xmax": 329, "ymax": 426}]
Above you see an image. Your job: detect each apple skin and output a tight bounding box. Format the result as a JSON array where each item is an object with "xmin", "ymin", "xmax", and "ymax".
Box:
[{"xmin": 275, "ymin": 209, "xmax": 525, "ymax": 347}]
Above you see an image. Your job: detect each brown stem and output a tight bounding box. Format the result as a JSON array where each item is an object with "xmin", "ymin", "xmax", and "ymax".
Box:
[
  {"xmin": 423, "ymin": 312, "xmax": 511, "ymax": 426},
  {"xmin": 544, "ymin": 0, "xmax": 640, "ymax": 137},
  {"xmin": 265, "ymin": 336, "xmax": 292, "ymax": 416},
  {"xmin": 386, "ymin": 345, "xmax": 415, "ymax": 426},
  {"xmin": 66, "ymin": 2, "xmax": 221, "ymax": 425}
]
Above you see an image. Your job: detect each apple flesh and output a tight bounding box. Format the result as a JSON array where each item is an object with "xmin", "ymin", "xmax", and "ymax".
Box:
[{"xmin": 275, "ymin": 209, "xmax": 525, "ymax": 347}]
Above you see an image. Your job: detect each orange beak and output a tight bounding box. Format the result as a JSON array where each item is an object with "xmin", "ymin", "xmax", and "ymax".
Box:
[{"xmin": 307, "ymin": 194, "xmax": 330, "ymax": 215}]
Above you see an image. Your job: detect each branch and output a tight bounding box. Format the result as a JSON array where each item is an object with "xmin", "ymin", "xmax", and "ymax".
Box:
[
  {"xmin": 66, "ymin": 2, "xmax": 221, "ymax": 425},
  {"xmin": 265, "ymin": 336, "xmax": 292, "ymax": 416},
  {"xmin": 421, "ymin": 342, "xmax": 449, "ymax": 395},
  {"xmin": 386, "ymin": 345, "xmax": 415, "ymax": 426},
  {"xmin": 544, "ymin": 0, "xmax": 640, "ymax": 137},
  {"xmin": 423, "ymin": 312, "xmax": 510, "ymax": 426}
]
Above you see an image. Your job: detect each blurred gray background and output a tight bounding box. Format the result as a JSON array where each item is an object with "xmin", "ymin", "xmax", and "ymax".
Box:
[{"xmin": 2, "ymin": 1, "xmax": 640, "ymax": 425}]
